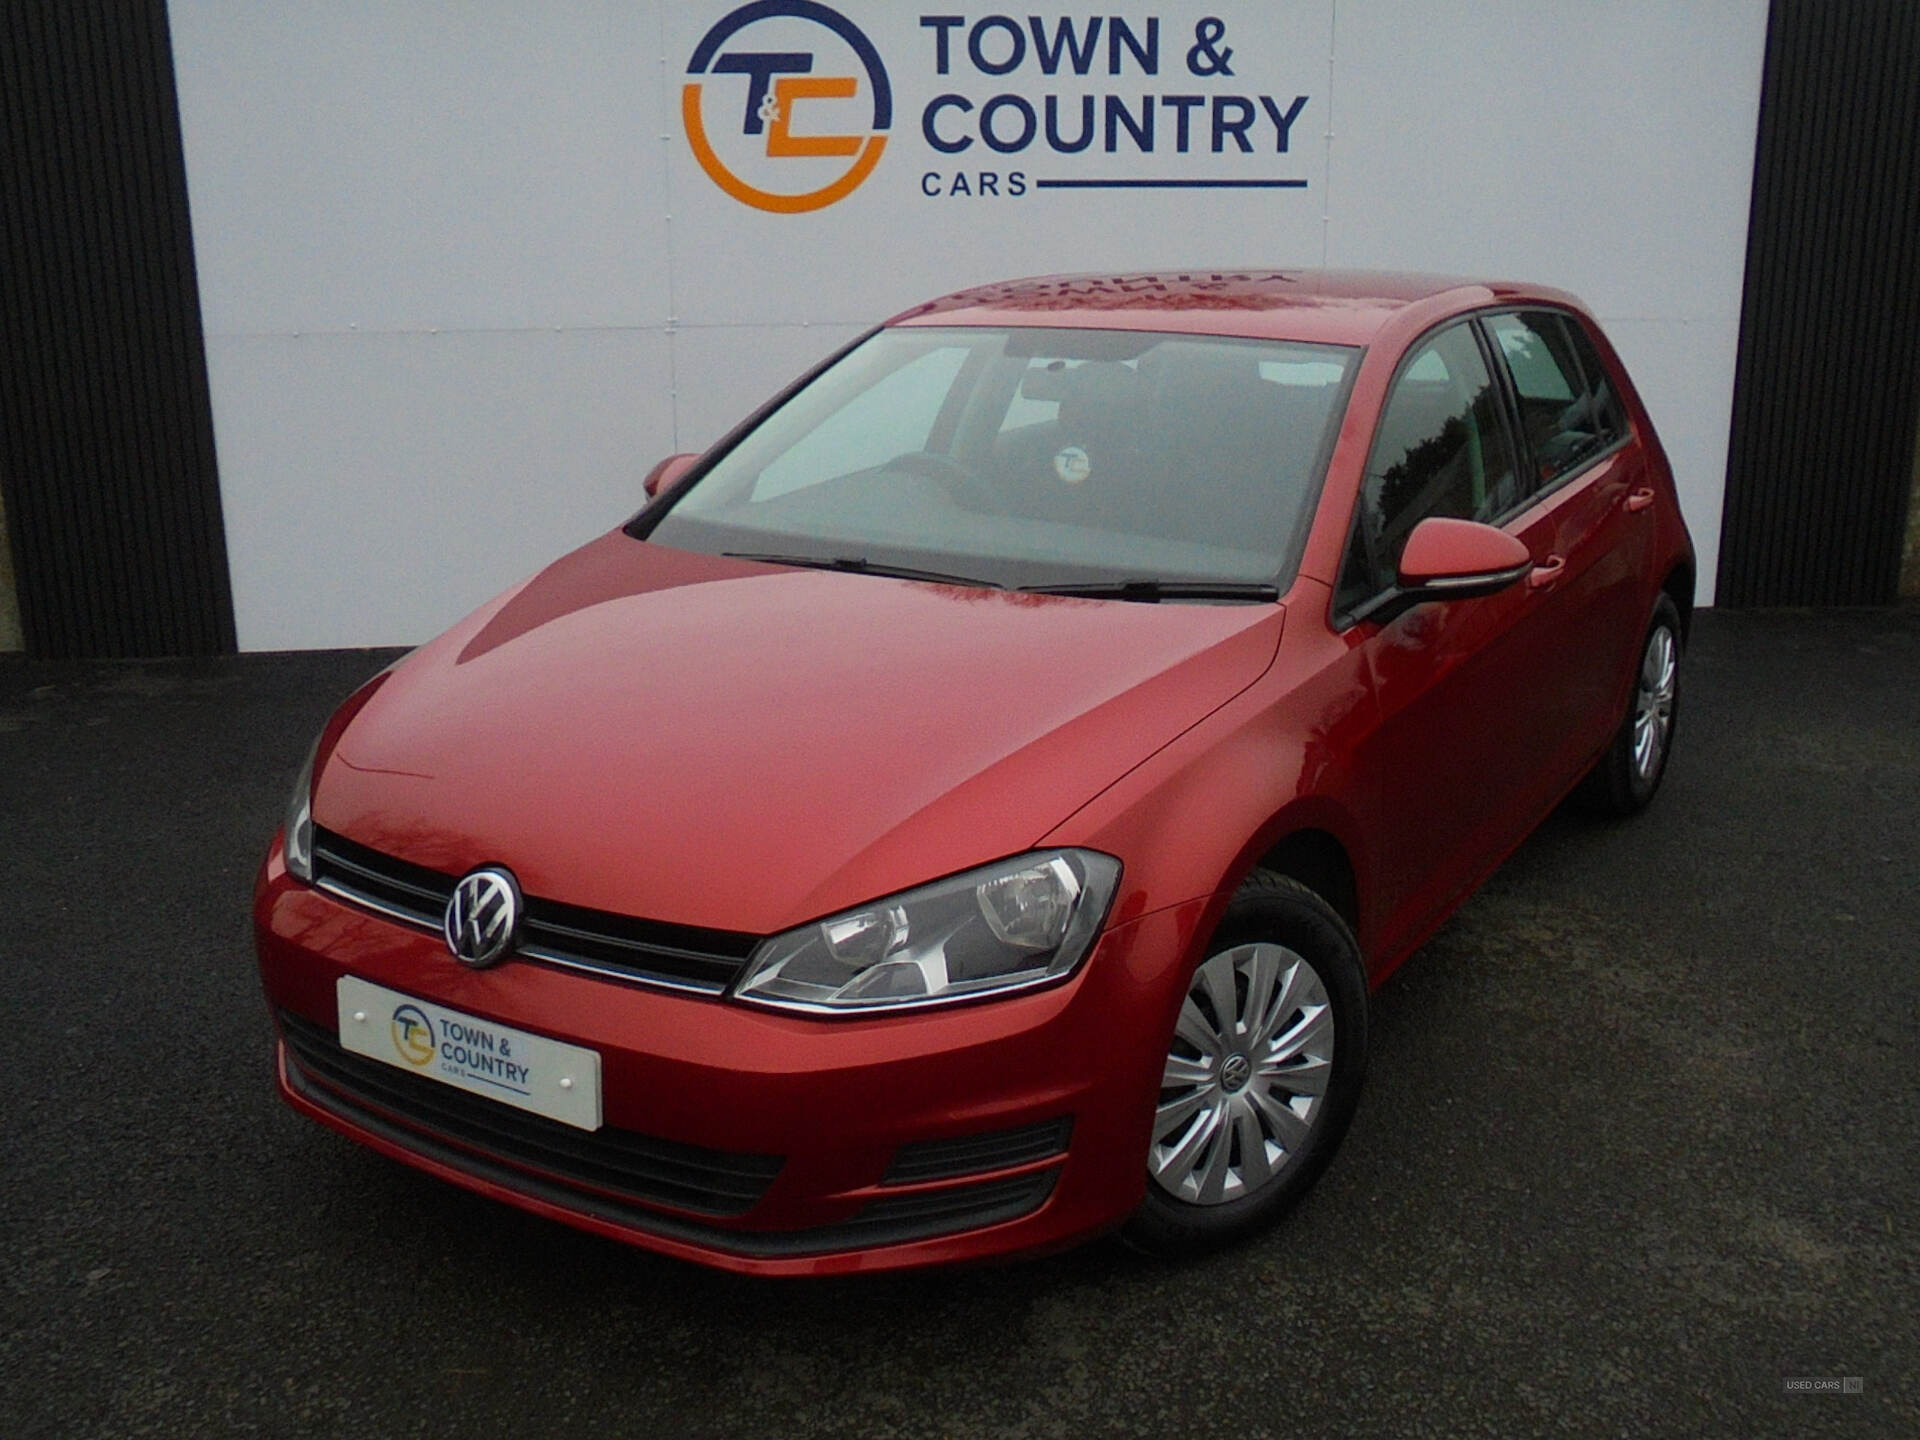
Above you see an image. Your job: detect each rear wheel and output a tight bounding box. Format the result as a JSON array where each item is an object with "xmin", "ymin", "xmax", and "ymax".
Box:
[
  {"xmin": 1577, "ymin": 594, "xmax": 1682, "ymax": 816},
  {"xmin": 1123, "ymin": 872, "xmax": 1367, "ymax": 1256}
]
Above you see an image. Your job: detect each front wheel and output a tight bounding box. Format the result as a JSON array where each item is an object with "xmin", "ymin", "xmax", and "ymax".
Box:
[
  {"xmin": 1123, "ymin": 872, "xmax": 1367, "ymax": 1257},
  {"xmin": 1576, "ymin": 593, "xmax": 1682, "ymax": 816}
]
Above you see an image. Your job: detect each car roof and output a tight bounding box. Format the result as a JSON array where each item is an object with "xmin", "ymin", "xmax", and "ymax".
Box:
[{"xmin": 889, "ymin": 269, "xmax": 1581, "ymax": 347}]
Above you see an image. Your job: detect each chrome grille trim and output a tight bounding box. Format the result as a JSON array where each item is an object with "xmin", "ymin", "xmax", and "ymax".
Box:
[{"xmin": 309, "ymin": 827, "xmax": 755, "ymax": 994}]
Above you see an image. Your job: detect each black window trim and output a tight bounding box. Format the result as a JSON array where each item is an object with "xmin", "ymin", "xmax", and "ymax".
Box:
[{"xmin": 1329, "ymin": 304, "xmax": 1634, "ymax": 633}]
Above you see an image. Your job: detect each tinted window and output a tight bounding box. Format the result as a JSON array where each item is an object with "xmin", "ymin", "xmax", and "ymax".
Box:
[
  {"xmin": 1486, "ymin": 311, "xmax": 1625, "ymax": 491},
  {"xmin": 1336, "ymin": 323, "xmax": 1518, "ymax": 613}
]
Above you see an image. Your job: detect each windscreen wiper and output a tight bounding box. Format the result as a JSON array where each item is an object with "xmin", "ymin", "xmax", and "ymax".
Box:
[
  {"xmin": 723, "ymin": 552, "xmax": 1002, "ymax": 589},
  {"xmin": 1018, "ymin": 579, "xmax": 1281, "ymax": 603}
]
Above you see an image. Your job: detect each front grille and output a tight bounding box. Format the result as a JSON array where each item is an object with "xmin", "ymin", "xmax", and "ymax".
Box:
[
  {"xmin": 310, "ymin": 826, "xmax": 758, "ymax": 994},
  {"xmin": 884, "ymin": 1117, "xmax": 1075, "ymax": 1185},
  {"xmin": 279, "ymin": 1010, "xmax": 783, "ymax": 1218}
]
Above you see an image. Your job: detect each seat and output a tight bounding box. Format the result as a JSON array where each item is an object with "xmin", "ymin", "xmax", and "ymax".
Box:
[{"xmin": 1145, "ymin": 349, "xmax": 1322, "ymax": 551}]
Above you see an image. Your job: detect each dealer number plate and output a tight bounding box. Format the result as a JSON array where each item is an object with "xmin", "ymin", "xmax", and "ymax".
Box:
[{"xmin": 335, "ymin": 976, "xmax": 602, "ymax": 1131}]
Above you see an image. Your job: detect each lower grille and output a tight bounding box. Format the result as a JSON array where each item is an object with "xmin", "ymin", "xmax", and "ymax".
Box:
[
  {"xmin": 310, "ymin": 827, "xmax": 758, "ymax": 994},
  {"xmin": 813, "ymin": 1171, "xmax": 1059, "ymax": 1250},
  {"xmin": 884, "ymin": 1117, "xmax": 1074, "ymax": 1185},
  {"xmin": 281, "ymin": 1011, "xmax": 1062, "ymax": 1257},
  {"xmin": 279, "ymin": 1010, "xmax": 782, "ymax": 1218}
]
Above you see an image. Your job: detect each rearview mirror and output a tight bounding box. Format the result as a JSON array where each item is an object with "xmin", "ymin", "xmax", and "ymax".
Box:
[
  {"xmin": 1395, "ymin": 517, "xmax": 1532, "ymax": 600},
  {"xmin": 643, "ymin": 452, "xmax": 700, "ymax": 500}
]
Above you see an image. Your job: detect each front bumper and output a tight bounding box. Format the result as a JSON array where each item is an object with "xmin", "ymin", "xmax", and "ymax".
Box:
[{"xmin": 254, "ymin": 847, "xmax": 1207, "ymax": 1276}]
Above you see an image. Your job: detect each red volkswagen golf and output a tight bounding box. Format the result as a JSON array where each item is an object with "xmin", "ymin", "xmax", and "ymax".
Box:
[{"xmin": 256, "ymin": 271, "xmax": 1693, "ymax": 1274}]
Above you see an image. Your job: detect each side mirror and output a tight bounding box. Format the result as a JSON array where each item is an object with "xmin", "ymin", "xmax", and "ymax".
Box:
[
  {"xmin": 643, "ymin": 452, "xmax": 700, "ymax": 500},
  {"xmin": 1395, "ymin": 517, "xmax": 1532, "ymax": 600}
]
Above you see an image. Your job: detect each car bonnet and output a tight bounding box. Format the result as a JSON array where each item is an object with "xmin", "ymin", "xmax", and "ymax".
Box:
[{"xmin": 312, "ymin": 530, "xmax": 1284, "ymax": 936}]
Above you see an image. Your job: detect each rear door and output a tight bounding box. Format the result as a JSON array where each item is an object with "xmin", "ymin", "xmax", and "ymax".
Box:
[{"xmin": 1481, "ymin": 310, "xmax": 1647, "ymax": 791}]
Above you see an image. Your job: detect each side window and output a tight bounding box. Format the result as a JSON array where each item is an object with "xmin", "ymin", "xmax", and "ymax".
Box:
[
  {"xmin": 1336, "ymin": 323, "xmax": 1518, "ymax": 614},
  {"xmin": 1485, "ymin": 311, "xmax": 1624, "ymax": 492},
  {"xmin": 1559, "ymin": 315, "xmax": 1629, "ymax": 447},
  {"xmin": 752, "ymin": 345, "xmax": 971, "ymax": 500}
]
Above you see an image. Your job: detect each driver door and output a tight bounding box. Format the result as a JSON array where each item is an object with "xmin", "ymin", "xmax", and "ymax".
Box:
[{"xmin": 1336, "ymin": 320, "xmax": 1561, "ymax": 964}]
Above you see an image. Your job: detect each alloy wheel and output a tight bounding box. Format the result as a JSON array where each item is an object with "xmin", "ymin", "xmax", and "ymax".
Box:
[{"xmin": 1632, "ymin": 624, "xmax": 1678, "ymax": 783}]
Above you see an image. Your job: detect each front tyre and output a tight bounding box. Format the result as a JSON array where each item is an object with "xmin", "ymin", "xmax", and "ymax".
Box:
[
  {"xmin": 1123, "ymin": 872, "xmax": 1367, "ymax": 1257},
  {"xmin": 1577, "ymin": 593, "xmax": 1682, "ymax": 816}
]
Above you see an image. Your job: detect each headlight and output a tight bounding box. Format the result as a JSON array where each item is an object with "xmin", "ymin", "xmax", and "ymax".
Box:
[
  {"xmin": 734, "ymin": 850, "xmax": 1122, "ymax": 1013},
  {"xmin": 282, "ymin": 736, "xmax": 320, "ymax": 883}
]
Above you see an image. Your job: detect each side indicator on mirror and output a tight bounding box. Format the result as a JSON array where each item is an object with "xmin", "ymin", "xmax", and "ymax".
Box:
[{"xmin": 1396, "ymin": 517, "xmax": 1533, "ymax": 598}]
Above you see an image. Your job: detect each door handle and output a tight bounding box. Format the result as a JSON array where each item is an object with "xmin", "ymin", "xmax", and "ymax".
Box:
[
  {"xmin": 1625, "ymin": 487, "xmax": 1656, "ymax": 513},
  {"xmin": 1528, "ymin": 554, "xmax": 1566, "ymax": 590}
]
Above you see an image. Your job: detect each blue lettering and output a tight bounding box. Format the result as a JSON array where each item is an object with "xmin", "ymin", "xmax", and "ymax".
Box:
[
  {"xmin": 1105, "ymin": 94, "xmax": 1154, "ymax": 153},
  {"xmin": 711, "ymin": 52, "xmax": 812, "ymax": 137},
  {"xmin": 1261, "ymin": 94, "xmax": 1310, "ymax": 152},
  {"xmin": 923, "ymin": 94, "xmax": 975, "ymax": 153},
  {"xmin": 981, "ymin": 94, "xmax": 1037, "ymax": 153},
  {"xmin": 1163, "ymin": 94, "xmax": 1204, "ymax": 152},
  {"xmin": 921, "ymin": 15, "xmax": 964, "ymax": 74},
  {"xmin": 921, "ymin": 170, "xmax": 1029, "ymax": 198},
  {"xmin": 968, "ymin": 15, "xmax": 1026, "ymax": 76},
  {"xmin": 1108, "ymin": 17, "xmax": 1159, "ymax": 76},
  {"xmin": 1212, "ymin": 95, "xmax": 1256, "ymax": 153},
  {"xmin": 1045, "ymin": 94, "xmax": 1095, "ymax": 153},
  {"xmin": 1028, "ymin": 16, "xmax": 1102, "ymax": 76}
]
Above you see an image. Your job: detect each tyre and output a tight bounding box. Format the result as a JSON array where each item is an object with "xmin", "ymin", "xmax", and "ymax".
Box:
[
  {"xmin": 1123, "ymin": 871, "xmax": 1367, "ymax": 1256},
  {"xmin": 1575, "ymin": 593, "xmax": 1682, "ymax": 816}
]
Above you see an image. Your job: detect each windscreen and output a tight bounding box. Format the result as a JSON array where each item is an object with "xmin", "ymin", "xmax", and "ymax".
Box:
[{"xmin": 642, "ymin": 326, "xmax": 1359, "ymax": 592}]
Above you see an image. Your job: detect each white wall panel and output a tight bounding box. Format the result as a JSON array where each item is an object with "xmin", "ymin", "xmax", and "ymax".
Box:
[
  {"xmin": 1604, "ymin": 316, "xmax": 1745, "ymax": 598},
  {"xmin": 173, "ymin": 1, "xmax": 673, "ymax": 336},
  {"xmin": 173, "ymin": 1, "xmax": 1766, "ymax": 646},
  {"xmin": 207, "ymin": 329, "xmax": 672, "ymax": 650},
  {"xmin": 670, "ymin": 323, "xmax": 867, "ymax": 457}
]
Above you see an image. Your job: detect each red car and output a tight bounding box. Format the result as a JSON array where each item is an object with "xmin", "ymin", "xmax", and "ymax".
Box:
[{"xmin": 256, "ymin": 271, "xmax": 1693, "ymax": 1275}]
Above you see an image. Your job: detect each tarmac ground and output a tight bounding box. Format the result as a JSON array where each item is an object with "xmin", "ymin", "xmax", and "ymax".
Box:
[{"xmin": 2, "ymin": 607, "xmax": 1916, "ymax": 1438}]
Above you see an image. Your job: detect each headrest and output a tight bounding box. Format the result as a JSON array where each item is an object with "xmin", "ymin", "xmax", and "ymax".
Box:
[{"xmin": 1019, "ymin": 361, "xmax": 1074, "ymax": 402}]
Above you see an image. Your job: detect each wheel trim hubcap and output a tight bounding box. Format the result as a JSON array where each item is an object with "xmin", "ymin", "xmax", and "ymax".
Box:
[
  {"xmin": 1631, "ymin": 624, "xmax": 1677, "ymax": 782},
  {"xmin": 1149, "ymin": 942, "xmax": 1333, "ymax": 1206}
]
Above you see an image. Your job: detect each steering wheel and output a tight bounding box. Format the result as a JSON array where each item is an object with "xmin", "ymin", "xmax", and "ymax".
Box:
[{"xmin": 884, "ymin": 451, "xmax": 1001, "ymax": 513}]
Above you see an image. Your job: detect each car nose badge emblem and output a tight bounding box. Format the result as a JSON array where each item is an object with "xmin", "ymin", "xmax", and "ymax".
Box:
[{"xmin": 444, "ymin": 867, "xmax": 522, "ymax": 968}]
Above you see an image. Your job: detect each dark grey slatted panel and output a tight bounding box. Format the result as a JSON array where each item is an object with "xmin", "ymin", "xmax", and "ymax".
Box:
[
  {"xmin": 1718, "ymin": 0, "xmax": 1920, "ymax": 607},
  {"xmin": 0, "ymin": 0, "xmax": 235, "ymax": 657}
]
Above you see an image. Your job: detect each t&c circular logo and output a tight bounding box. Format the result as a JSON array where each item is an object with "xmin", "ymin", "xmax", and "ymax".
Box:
[
  {"xmin": 390, "ymin": 1005, "xmax": 436, "ymax": 1066},
  {"xmin": 683, "ymin": 1, "xmax": 892, "ymax": 213}
]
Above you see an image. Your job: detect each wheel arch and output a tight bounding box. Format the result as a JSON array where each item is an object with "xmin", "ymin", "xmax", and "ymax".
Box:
[
  {"xmin": 1662, "ymin": 561, "xmax": 1695, "ymax": 643},
  {"xmin": 1255, "ymin": 828, "xmax": 1360, "ymax": 935}
]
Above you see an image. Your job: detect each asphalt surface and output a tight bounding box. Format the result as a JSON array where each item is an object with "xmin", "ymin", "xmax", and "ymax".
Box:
[{"xmin": 2, "ymin": 608, "xmax": 1916, "ymax": 1438}]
